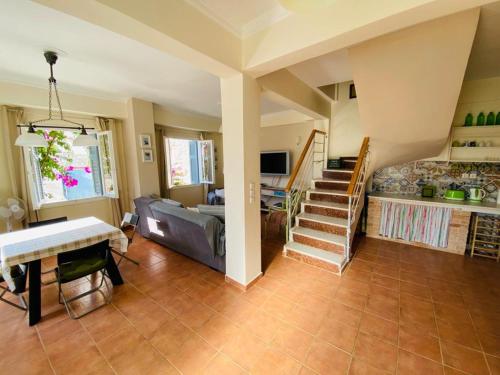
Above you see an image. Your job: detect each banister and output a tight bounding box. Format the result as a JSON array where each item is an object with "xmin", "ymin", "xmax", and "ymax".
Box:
[
  {"xmin": 347, "ymin": 137, "xmax": 370, "ymax": 196},
  {"xmin": 285, "ymin": 129, "xmax": 326, "ymax": 192}
]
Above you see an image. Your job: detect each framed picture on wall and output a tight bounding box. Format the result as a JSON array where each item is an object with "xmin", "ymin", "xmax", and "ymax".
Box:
[
  {"xmin": 139, "ymin": 134, "xmax": 152, "ymax": 148},
  {"xmin": 142, "ymin": 149, "xmax": 154, "ymax": 163}
]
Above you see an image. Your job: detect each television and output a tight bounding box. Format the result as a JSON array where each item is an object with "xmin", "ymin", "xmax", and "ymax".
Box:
[{"xmin": 260, "ymin": 150, "xmax": 290, "ymax": 176}]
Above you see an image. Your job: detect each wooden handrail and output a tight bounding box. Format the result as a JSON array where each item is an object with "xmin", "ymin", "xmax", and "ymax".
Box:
[
  {"xmin": 347, "ymin": 137, "xmax": 370, "ymax": 195},
  {"xmin": 285, "ymin": 129, "xmax": 327, "ymax": 192}
]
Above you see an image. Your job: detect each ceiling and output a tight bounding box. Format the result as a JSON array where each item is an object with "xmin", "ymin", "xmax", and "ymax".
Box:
[
  {"xmin": 288, "ymin": 49, "xmax": 352, "ymax": 87},
  {"xmin": 186, "ymin": 0, "xmax": 290, "ymax": 37},
  {"xmin": 0, "ymin": 0, "xmax": 222, "ymax": 118},
  {"xmin": 465, "ymin": 1, "xmax": 500, "ymax": 80}
]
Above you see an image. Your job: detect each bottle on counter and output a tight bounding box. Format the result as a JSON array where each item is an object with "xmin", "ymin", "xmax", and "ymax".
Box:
[{"xmin": 496, "ymin": 112, "xmax": 500, "ymax": 125}]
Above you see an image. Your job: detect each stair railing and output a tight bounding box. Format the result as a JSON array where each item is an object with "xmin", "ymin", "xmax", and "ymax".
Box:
[
  {"xmin": 284, "ymin": 130, "xmax": 327, "ymax": 242},
  {"xmin": 346, "ymin": 137, "xmax": 370, "ymax": 260}
]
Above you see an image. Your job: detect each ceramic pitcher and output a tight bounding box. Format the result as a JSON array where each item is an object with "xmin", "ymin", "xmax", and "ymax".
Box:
[{"xmin": 469, "ymin": 187, "xmax": 486, "ymax": 201}]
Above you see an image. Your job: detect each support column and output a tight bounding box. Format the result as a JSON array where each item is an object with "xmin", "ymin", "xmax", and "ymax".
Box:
[
  {"xmin": 221, "ymin": 73, "xmax": 262, "ymax": 287},
  {"xmin": 124, "ymin": 98, "xmax": 160, "ymax": 202}
]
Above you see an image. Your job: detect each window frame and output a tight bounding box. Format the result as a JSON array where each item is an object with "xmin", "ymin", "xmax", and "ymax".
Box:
[
  {"xmin": 23, "ymin": 128, "xmax": 118, "ymax": 208},
  {"xmin": 165, "ymin": 137, "xmax": 215, "ymax": 189}
]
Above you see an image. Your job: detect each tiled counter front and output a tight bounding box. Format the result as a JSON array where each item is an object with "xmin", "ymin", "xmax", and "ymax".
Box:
[{"xmin": 366, "ymin": 197, "xmax": 471, "ymax": 255}]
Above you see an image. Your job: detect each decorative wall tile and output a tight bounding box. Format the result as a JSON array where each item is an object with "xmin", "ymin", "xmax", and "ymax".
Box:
[{"xmin": 372, "ymin": 161, "xmax": 500, "ymax": 203}]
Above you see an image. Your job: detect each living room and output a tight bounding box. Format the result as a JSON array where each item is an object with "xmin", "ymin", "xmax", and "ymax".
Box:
[{"xmin": 1, "ymin": 1, "xmax": 500, "ymax": 374}]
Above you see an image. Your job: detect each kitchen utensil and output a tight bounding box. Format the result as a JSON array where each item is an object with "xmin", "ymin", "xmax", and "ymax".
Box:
[
  {"xmin": 469, "ymin": 187, "xmax": 486, "ymax": 202},
  {"xmin": 444, "ymin": 189, "xmax": 465, "ymax": 201}
]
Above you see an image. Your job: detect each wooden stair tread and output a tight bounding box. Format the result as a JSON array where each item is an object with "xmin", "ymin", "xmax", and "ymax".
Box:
[
  {"xmin": 284, "ymin": 241, "xmax": 346, "ymax": 265},
  {"xmin": 291, "ymin": 226, "xmax": 346, "ymax": 245},
  {"xmin": 297, "ymin": 213, "xmax": 348, "ymax": 227},
  {"xmin": 303, "ymin": 200, "xmax": 349, "ymax": 210},
  {"xmin": 309, "ymin": 188, "xmax": 349, "ymax": 196},
  {"xmin": 323, "ymin": 168, "xmax": 353, "ymax": 173},
  {"xmin": 313, "ymin": 179, "xmax": 349, "ymax": 183}
]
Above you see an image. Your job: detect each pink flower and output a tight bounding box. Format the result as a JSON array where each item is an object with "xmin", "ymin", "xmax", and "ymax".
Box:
[
  {"xmin": 65, "ymin": 166, "xmax": 74, "ymax": 172},
  {"xmin": 84, "ymin": 166, "xmax": 92, "ymax": 173}
]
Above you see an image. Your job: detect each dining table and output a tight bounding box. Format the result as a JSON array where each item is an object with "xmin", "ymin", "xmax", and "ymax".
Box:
[{"xmin": 0, "ymin": 216, "xmax": 128, "ymax": 325}]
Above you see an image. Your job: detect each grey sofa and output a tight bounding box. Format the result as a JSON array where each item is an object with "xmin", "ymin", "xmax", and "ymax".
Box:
[{"xmin": 134, "ymin": 197, "xmax": 225, "ymax": 273}]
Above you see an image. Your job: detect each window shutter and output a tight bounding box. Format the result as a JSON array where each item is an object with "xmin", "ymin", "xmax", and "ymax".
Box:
[
  {"xmin": 197, "ymin": 140, "xmax": 215, "ymax": 184},
  {"xmin": 23, "ymin": 148, "xmax": 43, "ymax": 209},
  {"xmin": 97, "ymin": 131, "xmax": 118, "ymax": 198},
  {"xmin": 89, "ymin": 145, "xmax": 103, "ymax": 196}
]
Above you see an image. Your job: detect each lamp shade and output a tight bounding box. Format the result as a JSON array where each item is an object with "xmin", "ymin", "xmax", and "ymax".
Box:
[
  {"xmin": 73, "ymin": 133, "xmax": 98, "ymax": 147},
  {"xmin": 15, "ymin": 132, "xmax": 48, "ymax": 147}
]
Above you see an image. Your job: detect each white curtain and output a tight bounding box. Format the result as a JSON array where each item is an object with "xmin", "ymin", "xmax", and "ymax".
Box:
[
  {"xmin": 0, "ymin": 106, "xmax": 35, "ymax": 228},
  {"xmin": 154, "ymin": 125, "xmax": 169, "ymax": 198},
  {"xmin": 95, "ymin": 117, "xmax": 130, "ymax": 227}
]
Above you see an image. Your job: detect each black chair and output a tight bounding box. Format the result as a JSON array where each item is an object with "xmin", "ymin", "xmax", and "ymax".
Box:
[
  {"xmin": 56, "ymin": 240, "xmax": 112, "ymax": 319},
  {"xmin": 113, "ymin": 213, "xmax": 140, "ymax": 266},
  {"xmin": 0, "ymin": 265, "xmax": 28, "ymax": 311},
  {"xmin": 28, "ymin": 217, "xmax": 68, "ymax": 228},
  {"xmin": 28, "ymin": 217, "xmax": 68, "ymax": 285}
]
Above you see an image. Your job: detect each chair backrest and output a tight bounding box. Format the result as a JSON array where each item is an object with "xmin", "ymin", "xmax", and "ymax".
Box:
[
  {"xmin": 121, "ymin": 212, "xmax": 139, "ymax": 227},
  {"xmin": 28, "ymin": 217, "xmax": 68, "ymax": 228},
  {"xmin": 57, "ymin": 240, "xmax": 110, "ymax": 265}
]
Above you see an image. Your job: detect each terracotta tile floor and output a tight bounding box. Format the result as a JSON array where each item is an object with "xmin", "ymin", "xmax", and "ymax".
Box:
[{"xmin": 1, "ymin": 234, "xmax": 499, "ymax": 374}]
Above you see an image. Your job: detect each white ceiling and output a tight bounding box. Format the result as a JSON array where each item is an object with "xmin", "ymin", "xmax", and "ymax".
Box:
[
  {"xmin": 0, "ymin": 0, "xmax": 222, "ymax": 118},
  {"xmin": 288, "ymin": 49, "xmax": 352, "ymax": 87},
  {"xmin": 186, "ymin": 0, "xmax": 290, "ymax": 37},
  {"xmin": 465, "ymin": 1, "xmax": 500, "ymax": 80}
]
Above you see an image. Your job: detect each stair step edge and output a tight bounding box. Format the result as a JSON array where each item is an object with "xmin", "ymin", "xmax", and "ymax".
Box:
[
  {"xmin": 303, "ymin": 200, "xmax": 349, "ymax": 210},
  {"xmin": 291, "ymin": 226, "xmax": 346, "ymax": 245},
  {"xmin": 284, "ymin": 241, "xmax": 345, "ymax": 265},
  {"xmin": 309, "ymin": 189, "xmax": 349, "ymax": 196},
  {"xmin": 297, "ymin": 213, "xmax": 348, "ymax": 227}
]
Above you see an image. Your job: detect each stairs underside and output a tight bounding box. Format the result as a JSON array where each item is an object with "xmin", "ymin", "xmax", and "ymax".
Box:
[{"xmin": 284, "ymin": 157, "xmax": 357, "ymax": 274}]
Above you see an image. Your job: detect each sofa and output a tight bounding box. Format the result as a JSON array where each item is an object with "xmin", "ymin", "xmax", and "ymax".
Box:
[{"xmin": 134, "ymin": 197, "xmax": 225, "ymax": 272}]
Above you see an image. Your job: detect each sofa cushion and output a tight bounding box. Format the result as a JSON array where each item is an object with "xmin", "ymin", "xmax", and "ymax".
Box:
[
  {"xmin": 161, "ymin": 198, "xmax": 183, "ymax": 207},
  {"xmin": 197, "ymin": 204, "xmax": 225, "ymax": 223}
]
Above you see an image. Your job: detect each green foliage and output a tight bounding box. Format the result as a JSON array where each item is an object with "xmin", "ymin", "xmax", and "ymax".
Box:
[{"xmin": 34, "ymin": 130, "xmax": 72, "ymax": 180}]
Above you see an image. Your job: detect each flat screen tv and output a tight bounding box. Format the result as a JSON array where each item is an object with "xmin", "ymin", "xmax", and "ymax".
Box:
[{"xmin": 260, "ymin": 150, "xmax": 290, "ymax": 176}]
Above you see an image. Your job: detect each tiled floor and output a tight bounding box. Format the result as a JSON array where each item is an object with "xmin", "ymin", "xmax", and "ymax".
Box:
[{"xmin": 1, "ymin": 233, "xmax": 499, "ymax": 374}]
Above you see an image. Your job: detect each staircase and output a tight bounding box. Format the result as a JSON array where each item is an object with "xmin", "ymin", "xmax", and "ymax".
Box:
[{"xmin": 283, "ymin": 136, "xmax": 369, "ymax": 274}]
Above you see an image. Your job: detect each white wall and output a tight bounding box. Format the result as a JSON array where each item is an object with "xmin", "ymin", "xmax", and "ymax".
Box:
[{"xmin": 329, "ymin": 81, "xmax": 363, "ymax": 158}]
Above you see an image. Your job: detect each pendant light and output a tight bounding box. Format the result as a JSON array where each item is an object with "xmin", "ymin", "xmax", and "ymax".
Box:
[{"xmin": 15, "ymin": 51, "xmax": 98, "ymax": 147}]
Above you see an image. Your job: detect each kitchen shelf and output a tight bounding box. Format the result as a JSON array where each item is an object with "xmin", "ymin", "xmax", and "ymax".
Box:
[{"xmin": 449, "ymin": 146, "xmax": 500, "ymax": 162}]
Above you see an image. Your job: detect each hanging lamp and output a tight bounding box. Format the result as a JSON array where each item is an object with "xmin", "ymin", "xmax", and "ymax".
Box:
[{"xmin": 15, "ymin": 51, "xmax": 98, "ymax": 147}]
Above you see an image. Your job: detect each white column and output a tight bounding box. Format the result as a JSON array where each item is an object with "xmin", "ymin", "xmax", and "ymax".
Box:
[{"xmin": 221, "ymin": 73, "xmax": 262, "ymax": 286}]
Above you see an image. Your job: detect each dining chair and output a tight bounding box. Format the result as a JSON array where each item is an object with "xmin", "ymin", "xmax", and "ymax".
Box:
[
  {"xmin": 113, "ymin": 212, "xmax": 140, "ymax": 266},
  {"xmin": 0, "ymin": 265, "xmax": 28, "ymax": 311},
  {"xmin": 28, "ymin": 217, "xmax": 68, "ymax": 285},
  {"xmin": 56, "ymin": 240, "xmax": 112, "ymax": 319}
]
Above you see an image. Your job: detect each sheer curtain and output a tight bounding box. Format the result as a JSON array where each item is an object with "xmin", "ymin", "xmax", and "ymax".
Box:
[
  {"xmin": 0, "ymin": 105, "xmax": 35, "ymax": 227},
  {"xmin": 95, "ymin": 117, "xmax": 130, "ymax": 227}
]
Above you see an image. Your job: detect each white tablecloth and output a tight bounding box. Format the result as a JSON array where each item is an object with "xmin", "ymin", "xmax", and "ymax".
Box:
[{"xmin": 0, "ymin": 217, "xmax": 128, "ymax": 291}]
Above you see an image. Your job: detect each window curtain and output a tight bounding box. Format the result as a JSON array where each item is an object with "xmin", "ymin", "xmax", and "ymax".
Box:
[
  {"xmin": 0, "ymin": 106, "xmax": 35, "ymax": 226},
  {"xmin": 95, "ymin": 117, "xmax": 129, "ymax": 227},
  {"xmin": 154, "ymin": 125, "xmax": 169, "ymax": 198},
  {"xmin": 200, "ymin": 132, "xmax": 209, "ymax": 204}
]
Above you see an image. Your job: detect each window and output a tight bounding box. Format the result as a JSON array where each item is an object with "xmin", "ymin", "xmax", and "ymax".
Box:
[
  {"xmin": 166, "ymin": 138, "xmax": 215, "ymax": 187},
  {"xmin": 25, "ymin": 129, "xmax": 117, "ymax": 208}
]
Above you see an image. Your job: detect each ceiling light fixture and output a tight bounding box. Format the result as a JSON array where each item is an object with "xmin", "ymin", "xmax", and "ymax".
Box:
[{"xmin": 15, "ymin": 51, "xmax": 98, "ymax": 147}]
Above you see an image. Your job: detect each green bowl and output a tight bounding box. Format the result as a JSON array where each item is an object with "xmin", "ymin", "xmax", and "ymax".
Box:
[{"xmin": 444, "ymin": 190, "xmax": 465, "ymax": 200}]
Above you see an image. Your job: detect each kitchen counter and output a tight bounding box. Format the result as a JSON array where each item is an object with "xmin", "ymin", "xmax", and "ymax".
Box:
[{"xmin": 369, "ymin": 192, "xmax": 500, "ymax": 215}]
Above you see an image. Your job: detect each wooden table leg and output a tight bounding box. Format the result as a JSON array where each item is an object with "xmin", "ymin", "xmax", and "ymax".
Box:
[
  {"xmin": 105, "ymin": 252, "xmax": 124, "ymax": 285},
  {"xmin": 28, "ymin": 259, "xmax": 41, "ymax": 326}
]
